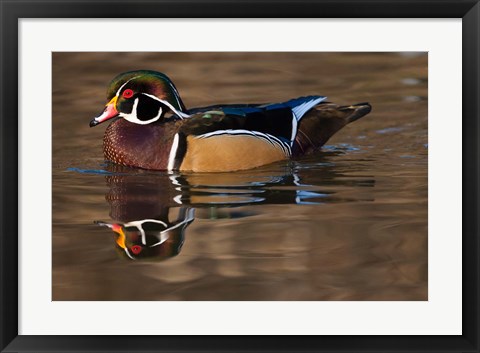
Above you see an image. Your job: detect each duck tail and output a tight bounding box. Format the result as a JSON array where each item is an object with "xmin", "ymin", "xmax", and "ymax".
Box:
[
  {"xmin": 292, "ymin": 101, "xmax": 372, "ymax": 157},
  {"xmin": 339, "ymin": 102, "xmax": 372, "ymax": 123}
]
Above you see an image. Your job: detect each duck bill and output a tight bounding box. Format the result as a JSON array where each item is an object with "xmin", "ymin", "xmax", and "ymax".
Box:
[
  {"xmin": 90, "ymin": 96, "xmax": 119, "ymax": 127},
  {"xmin": 94, "ymin": 220, "xmax": 126, "ymax": 249}
]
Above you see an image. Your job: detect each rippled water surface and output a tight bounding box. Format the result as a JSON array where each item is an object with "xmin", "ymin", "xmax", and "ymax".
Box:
[{"xmin": 53, "ymin": 52, "xmax": 427, "ymax": 300}]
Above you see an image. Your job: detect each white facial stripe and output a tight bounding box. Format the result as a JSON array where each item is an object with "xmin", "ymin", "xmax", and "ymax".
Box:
[
  {"xmin": 149, "ymin": 209, "xmax": 195, "ymax": 247},
  {"xmin": 132, "ymin": 97, "xmax": 139, "ymax": 114},
  {"xmin": 148, "ymin": 233, "xmax": 169, "ymax": 247},
  {"xmin": 119, "ymin": 98, "xmax": 164, "ymax": 125},
  {"xmin": 115, "ymin": 75, "xmax": 142, "ymax": 97},
  {"xmin": 124, "ymin": 249, "xmax": 135, "ymax": 260},
  {"xmin": 141, "ymin": 93, "xmax": 190, "ymax": 119},
  {"xmin": 123, "ymin": 219, "xmax": 168, "ymax": 246},
  {"xmin": 159, "ymin": 215, "xmax": 194, "ymax": 234},
  {"xmin": 124, "ymin": 219, "xmax": 168, "ymax": 228},
  {"xmin": 170, "ymin": 84, "xmax": 184, "ymax": 111},
  {"xmin": 122, "ymin": 219, "xmax": 171, "ymax": 249}
]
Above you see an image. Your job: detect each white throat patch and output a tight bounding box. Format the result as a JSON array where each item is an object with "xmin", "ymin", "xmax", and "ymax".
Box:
[{"xmin": 119, "ymin": 97, "xmax": 164, "ymax": 125}]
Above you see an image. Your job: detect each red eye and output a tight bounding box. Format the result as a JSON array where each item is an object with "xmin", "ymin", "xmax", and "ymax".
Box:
[
  {"xmin": 130, "ymin": 245, "xmax": 142, "ymax": 255},
  {"xmin": 122, "ymin": 89, "xmax": 134, "ymax": 99}
]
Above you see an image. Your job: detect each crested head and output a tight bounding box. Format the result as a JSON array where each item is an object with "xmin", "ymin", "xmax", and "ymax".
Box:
[
  {"xmin": 107, "ymin": 70, "xmax": 186, "ymax": 112},
  {"xmin": 90, "ymin": 70, "xmax": 188, "ymax": 127}
]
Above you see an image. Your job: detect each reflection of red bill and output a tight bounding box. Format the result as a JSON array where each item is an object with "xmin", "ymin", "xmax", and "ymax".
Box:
[
  {"xmin": 111, "ymin": 224, "xmax": 122, "ymax": 233},
  {"xmin": 111, "ymin": 223, "xmax": 126, "ymax": 249},
  {"xmin": 90, "ymin": 96, "xmax": 119, "ymax": 127}
]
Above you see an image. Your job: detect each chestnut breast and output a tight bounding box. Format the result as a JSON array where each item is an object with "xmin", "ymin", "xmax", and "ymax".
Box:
[{"xmin": 103, "ymin": 118, "xmax": 181, "ymax": 170}]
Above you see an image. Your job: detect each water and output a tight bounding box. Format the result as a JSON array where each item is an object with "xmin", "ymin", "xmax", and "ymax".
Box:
[{"xmin": 52, "ymin": 52, "xmax": 427, "ymax": 300}]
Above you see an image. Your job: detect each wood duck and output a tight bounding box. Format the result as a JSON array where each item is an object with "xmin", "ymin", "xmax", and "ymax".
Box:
[{"xmin": 90, "ymin": 70, "xmax": 371, "ymax": 172}]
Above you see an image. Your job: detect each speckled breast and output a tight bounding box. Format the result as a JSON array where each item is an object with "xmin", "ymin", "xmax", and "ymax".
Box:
[{"xmin": 103, "ymin": 118, "xmax": 177, "ymax": 170}]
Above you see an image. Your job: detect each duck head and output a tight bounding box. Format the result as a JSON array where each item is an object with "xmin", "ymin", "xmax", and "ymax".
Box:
[{"xmin": 90, "ymin": 70, "xmax": 188, "ymax": 127}]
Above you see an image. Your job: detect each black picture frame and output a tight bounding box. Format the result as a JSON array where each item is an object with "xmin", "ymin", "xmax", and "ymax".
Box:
[{"xmin": 1, "ymin": 1, "xmax": 478, "ymax": 352}]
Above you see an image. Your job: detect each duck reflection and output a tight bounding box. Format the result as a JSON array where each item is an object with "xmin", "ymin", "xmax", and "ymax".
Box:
[
  {"xmin": 95, "ymin": 172, "xmax": 195, "ymax": 261},
  {"xmin": 94, "ymin": 155, "xmax": 375, "ymax": 261},
  {"xmin": 95, "ymin": 209, "xmax": 194, "ymax": 261}
]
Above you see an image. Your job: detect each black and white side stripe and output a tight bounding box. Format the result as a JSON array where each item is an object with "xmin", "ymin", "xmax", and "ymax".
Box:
[{"xmin": 196, "ymin": 129, "xmax": 292, "ymax": 157}]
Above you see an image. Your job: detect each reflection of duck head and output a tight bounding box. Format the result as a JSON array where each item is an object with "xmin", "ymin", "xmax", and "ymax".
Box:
[
  {"xmin": 95, "ymin": 168, "xmax": 196, "ymax": 261},
  {"xmin": 96, "ymin": 208, "xmax": 194, "ymax": 261}
]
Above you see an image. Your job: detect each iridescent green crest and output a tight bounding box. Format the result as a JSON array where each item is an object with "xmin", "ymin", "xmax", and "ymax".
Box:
[{"xmin": 106, "ymin": 70, "xmax": 186, "ymax": 112}]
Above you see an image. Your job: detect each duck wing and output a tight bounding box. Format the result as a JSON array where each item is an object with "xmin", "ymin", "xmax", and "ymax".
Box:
[{"xmin": 183, "ymin": 95, "xmax": 326, "ymax": 147}]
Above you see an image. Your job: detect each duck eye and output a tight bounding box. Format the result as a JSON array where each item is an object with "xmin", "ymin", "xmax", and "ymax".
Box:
[{"xmin": 122, "ymin": 89, "xmax": 134, "ymax": 99}]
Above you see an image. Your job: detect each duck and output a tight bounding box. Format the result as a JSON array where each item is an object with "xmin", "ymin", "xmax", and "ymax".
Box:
[{"xmin": 90, "ymin": 70, "xmax": 371, "ymax": 172}]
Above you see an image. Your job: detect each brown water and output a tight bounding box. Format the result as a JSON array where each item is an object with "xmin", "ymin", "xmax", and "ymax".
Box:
[{"xmin": 52, "ymin": 52, "xmax": 427, "ymax": 300}]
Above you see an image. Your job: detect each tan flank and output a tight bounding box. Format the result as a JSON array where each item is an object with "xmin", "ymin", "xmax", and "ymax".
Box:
[{"xmin": 180, "ymin": 134, "xmax": 288, "ymax": 172}]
